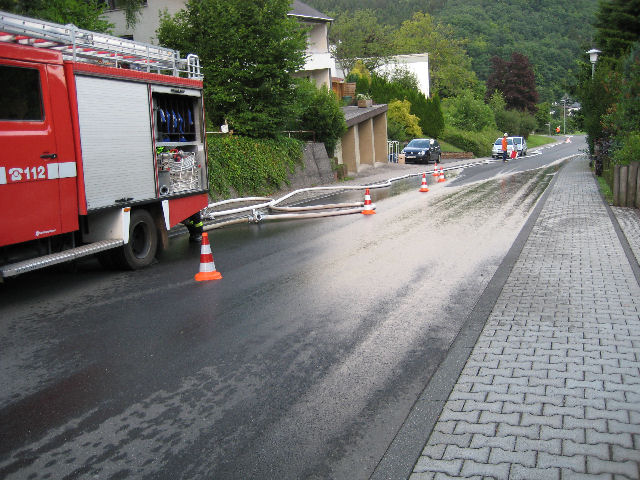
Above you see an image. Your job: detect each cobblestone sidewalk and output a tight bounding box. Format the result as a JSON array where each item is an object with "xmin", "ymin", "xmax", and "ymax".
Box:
[{"xmin": 411, "ymin": 156, "xmax": 640, "ymax": 479}]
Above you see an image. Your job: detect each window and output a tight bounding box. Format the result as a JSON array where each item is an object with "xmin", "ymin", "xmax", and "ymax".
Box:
[
  {"xmin": 407, "ymin": 139, "xmax": 432, "ymax": 148},
  {"xmin": 0, "ymin": 65, "xmax": 43, "ymax": 121}
]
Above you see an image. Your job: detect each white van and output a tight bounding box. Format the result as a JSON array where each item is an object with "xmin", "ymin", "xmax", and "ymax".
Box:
[{"xmin": 511, "ymin": 136, "xmax": 528, "ymax": 156}]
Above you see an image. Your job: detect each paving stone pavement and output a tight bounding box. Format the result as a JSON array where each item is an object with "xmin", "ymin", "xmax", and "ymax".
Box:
[{"xmin": 410, "ymin": 156, "xmax": 640, "ymax": 480}]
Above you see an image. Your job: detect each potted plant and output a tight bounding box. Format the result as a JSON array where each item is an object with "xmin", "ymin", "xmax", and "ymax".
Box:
[{"xmin": 357, "ymin": 93, "xmax": 373, "ymax": 108}]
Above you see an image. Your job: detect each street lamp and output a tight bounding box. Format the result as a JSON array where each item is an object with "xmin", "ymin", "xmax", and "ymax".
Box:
[
  {"xmin": 562, "ymin": 96, "xmax": 568, "ymax": 135},
  {"xmin": 587, "ymin": 48, "xmax": 601, "ymax": 79}
]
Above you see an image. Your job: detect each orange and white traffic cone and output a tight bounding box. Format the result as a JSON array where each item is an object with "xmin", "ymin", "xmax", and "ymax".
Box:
[
  {"xmin": 419, "ymin": 173, "xmax": 430, "ymax": 192},
  {"xmin": 437, "ymin": 166, "xmax": 446, "ymax": 183},
  {"xmin": 361, "ymin": 188, "xmax": 376, "ymax": 215},
  {"xmin": 195, "ymin": 232, "xmax": 222, "ymax": 281},
  {"xmin": 432, "ymin": 163, "xmax": 439, "ymax": 177}
]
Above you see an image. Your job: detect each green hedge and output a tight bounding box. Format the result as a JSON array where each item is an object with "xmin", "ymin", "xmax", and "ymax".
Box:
[
  {"xmin": 441, "ymin": 126, "xmax": 498, "ymax": 157},
  {"xmin": 207, "ymin": 135, "xmax": 303, "ymax": 199}
]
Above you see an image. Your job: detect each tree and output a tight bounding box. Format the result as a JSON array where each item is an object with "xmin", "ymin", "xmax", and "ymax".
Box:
[
  {"xmin": 594, "ymin": 0, "xmax": 640, "ymax": 59},
  {"xmin": 1, "ymin": 0, "xmax": 114, "ymax": 32},
  {"xmin": 392, "ymin": 12, "xmax": 479, "ymax": 98},
  {"xmin": 157, "ymin": 0, "xmax": 307, "ymax": 138},
  {"xmin": 600, "ymin": 44, "xmax": 640, "ymax": 162},
  {"xmin": 486, "ymin": 53, "xmax": 538, "ymax": 114},
  {"xmin": 487, "ymin": 90, "xmax": 506, "ymax": 117},
  {"xmin": 423, "ymin": 94, "xmax": 445, "ymax": 139},
  {"xmin": 290, "ymin": 80, "xmax": 347, "ymax": 156},
  {"xmin": 534, "ymin": 102, "xmax": 551, "ymax": 133},
  {"xmin": 443, "ymin": 91, "xmax": 496, "ymax": 132},
  {"xmin": 486, "ymin": 57, "xmax": 508, "ymax": 102},
  {"xmin": 329, "ymin": 9, "xmax": 394, "ymax": 73},
  {"xmin": 387, "ymin": 99, "xmax": 423, "ymax": 142}
]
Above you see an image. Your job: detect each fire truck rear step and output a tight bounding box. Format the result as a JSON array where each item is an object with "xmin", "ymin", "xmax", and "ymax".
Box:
[{"xmin": 1, "ymin": 239, "xmax": 124, "ymax": 278}]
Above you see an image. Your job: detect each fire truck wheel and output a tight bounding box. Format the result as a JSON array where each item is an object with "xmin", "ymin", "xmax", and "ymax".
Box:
[{"xmin": 116, "ymin": 209, "xmax": 158, "ymax": 270}]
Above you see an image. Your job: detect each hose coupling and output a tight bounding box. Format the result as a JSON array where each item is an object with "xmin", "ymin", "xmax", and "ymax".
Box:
[{"xmin": 249, "ymin": 209, "xmax": 264, "ymax": 223}]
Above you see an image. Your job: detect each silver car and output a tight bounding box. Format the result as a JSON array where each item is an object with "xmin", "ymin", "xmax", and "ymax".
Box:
[{"xmin": 491, "ymin": 137, "xmax": 514, "ymax": 158}]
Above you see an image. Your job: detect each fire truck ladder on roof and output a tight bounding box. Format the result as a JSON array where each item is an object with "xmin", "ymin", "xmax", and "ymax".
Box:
[{"xmin": 0, "ymin": 10, "xmax": 201, "ymax": 79}]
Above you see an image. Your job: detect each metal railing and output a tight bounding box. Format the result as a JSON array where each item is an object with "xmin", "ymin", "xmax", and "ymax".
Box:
[
  {"xmin": 387, "ymin": 140, "xmax": 399, "ymax": 163},
  {"xmin": 0, "ymin": 10, "xmax": 202, "ymax": 78}
]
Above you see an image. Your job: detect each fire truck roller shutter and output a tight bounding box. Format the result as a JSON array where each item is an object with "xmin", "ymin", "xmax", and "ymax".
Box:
[{"xmin": 75, "ymin": 75, "xmax": 156, "ymax": 210}]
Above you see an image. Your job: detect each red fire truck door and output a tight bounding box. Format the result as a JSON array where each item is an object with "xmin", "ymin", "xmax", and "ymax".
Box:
[{"xmin": 0, "ymin": 60, "xmax": 62, "ymax": 247}]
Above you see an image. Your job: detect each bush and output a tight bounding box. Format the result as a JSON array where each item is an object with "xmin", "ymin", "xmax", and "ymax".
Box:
[
  {"xmin": 495, "ymin": 109, "xmax": 537, "ymax": 138},
  {"xmin": 366, "ymin": 74, "xmax": 444, "ymax": 138},
  {"xmin": 441, "ymin": 126, "xmax": 497, "ymax": 157},
  {"xmin": 207, "ymin": 135, "xmax": 303, "ymax": 199},
  {"xmin": 612, "ymin": 132, "xmax": 640, "ymax": 165},
  {"xmin": 443, "ymin": 91, "xmax": 496, "ymax": 132},
  {"xmin": 291, "ymin": 80, "xmax": 347, "ymax": 157},
  {"xmin": 387, "ymin": 99, "xmax": 422, "ymax": 142}
]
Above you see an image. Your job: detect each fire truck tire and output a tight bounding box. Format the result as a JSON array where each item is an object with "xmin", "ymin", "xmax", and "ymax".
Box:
[{"xmin": 116, "ymin": 209, "xmax": 158, "ymax": 270}]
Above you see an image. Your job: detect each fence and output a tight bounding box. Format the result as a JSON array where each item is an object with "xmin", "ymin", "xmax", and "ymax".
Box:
[{"xmin": 613, "ymin": 162, "xmax": 640, "ymax": 208}]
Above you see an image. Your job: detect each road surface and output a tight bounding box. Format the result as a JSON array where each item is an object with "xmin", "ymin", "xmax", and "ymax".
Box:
[{"xmin": 0, "ymin": 137, "xmax": 585, "ymax": 479}]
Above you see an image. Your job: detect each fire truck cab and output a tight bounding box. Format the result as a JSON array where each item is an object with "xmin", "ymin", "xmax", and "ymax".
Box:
[{"xmin": 0, "ymin": 11, "xmax": 209, "ymax": 279}]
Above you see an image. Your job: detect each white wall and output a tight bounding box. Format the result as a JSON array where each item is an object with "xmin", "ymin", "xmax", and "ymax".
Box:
[
  {"xmin": 376, "ymin": 53, "xmax": 430, "ymax": 98},
  {"xmin": 103, "ymin": 0, "xmax": 187, "ymax": 44},
  {"xmin": 103, "ymin": 1, "xmax": 334, "ymax": 88},
  {"xmin": 306, "ymin": 23, "xmax": 328, "ymax": 53}
]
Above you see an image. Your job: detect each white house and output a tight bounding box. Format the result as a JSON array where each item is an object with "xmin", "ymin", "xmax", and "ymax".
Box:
[
  {"xmin": 288, "ymin": 1, "xmax": 333, "ymax": 88},
  {"xmin": 100, "ymin": 0, "xmax": 180, "ymax": 44},
  {"xmin": 102, "ymin": 0, "xmax": 333, "ymax": 88},
  {"xmin": 375, "ymin": 53, "xmax": 430, "ymax": 98}
]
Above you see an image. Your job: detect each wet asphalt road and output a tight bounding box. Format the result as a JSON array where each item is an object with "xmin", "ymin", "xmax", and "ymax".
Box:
[{"xmin": 0, "ymin": 137, "xmax": 585, "ymax": 479}]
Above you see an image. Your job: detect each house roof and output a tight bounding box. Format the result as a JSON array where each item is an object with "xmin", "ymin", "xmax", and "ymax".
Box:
[
  {"xmin": 342, "ymin": 104, "xmax": 388, "ymax": 127},
  {"xmin": 288, "ymin": 1, "xmax": 332, "ymax": 22}
]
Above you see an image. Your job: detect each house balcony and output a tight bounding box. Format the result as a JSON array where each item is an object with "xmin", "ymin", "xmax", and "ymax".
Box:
[{"xmin": 303, "ymin": 51, "xmax": 332, "ymax": 72}]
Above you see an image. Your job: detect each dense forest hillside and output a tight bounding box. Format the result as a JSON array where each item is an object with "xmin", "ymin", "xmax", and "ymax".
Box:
[{"xmin": 307, "ymin": 0, "xmax": 599, "ymax": 101}]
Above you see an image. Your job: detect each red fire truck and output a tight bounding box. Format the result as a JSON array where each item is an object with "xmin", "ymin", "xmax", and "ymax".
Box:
[{"xmin": 0, "ymin": 11, "xmax": 210, "ymax": 279}]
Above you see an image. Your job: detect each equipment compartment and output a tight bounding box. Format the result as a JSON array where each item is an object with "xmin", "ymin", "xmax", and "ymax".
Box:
[
  {"xmin": 76, "ymin": 75, "xmax": 156, "ymax": 210},
  {"xmin": 156, "ymin": 147, "xmax": 203, "ymax": 195},
  {"xmin": 154, "ymin": 93, "xmax": 197, "ymax": 143},
  {"xmin": 152, "ymin": 86, "xmax": 206, "ymax": 197}
]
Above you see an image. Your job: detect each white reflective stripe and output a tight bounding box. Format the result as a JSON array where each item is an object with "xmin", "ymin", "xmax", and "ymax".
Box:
[
  {"xmin": 162, "ymin": 200, "xmax": 170, "ymax": 230},
  {"xmin": 47, "ymin": 162, "xmax": 77, "ymax": 179},
  {"xmin": 0, "ymin": 167, "xmax": 6, "ymax": 185},
  {"xmin": 47, "ymin": 163, "xmax": 59, "ymax": 179},
  {"xmin": 122, "ymin": 208, "xmax": 130, "ymax": 244},
  {"xmin": 58, "ymin": 162, "xmax": 77, "ymax": 178}
]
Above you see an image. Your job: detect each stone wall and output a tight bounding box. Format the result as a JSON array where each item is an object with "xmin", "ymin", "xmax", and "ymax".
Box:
[{"xmin": 442, "ymin": 152, "xmax": 474, "ymax": 159}]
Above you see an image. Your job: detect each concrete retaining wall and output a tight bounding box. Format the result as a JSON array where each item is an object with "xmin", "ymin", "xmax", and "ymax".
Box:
[{"xmin": 286, "ymin": 142, "xmax": 336, "ymax": 190}]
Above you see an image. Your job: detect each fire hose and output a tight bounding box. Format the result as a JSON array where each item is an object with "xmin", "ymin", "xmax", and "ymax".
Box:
[{"xmin": 200, "ymin": 159, "xmax": 499, "ymax": 230}]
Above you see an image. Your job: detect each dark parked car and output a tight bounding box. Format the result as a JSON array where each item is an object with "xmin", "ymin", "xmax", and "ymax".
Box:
[{"xmin": 401, "ymin": 138, "xmax": 441, "ymax": 164}]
